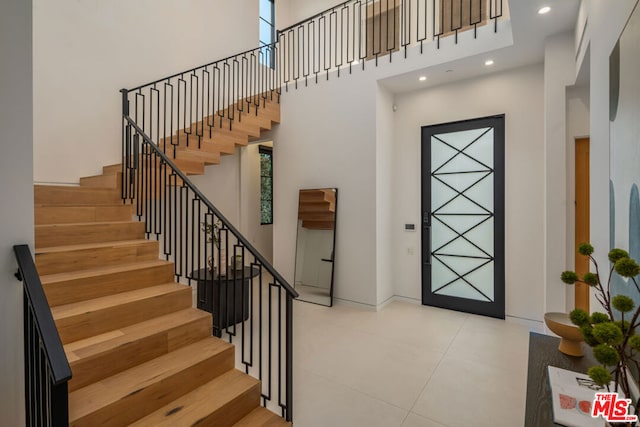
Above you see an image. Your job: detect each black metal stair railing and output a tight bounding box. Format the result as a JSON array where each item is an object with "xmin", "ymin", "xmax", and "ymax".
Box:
[
  {"xmin": 14, "ymin": 244, "xmax": 72, "ymax": 427},
  {"xmin": 122, "ymin": 43, "xmax": 280, "ymax": 164},
  {"xmin": 120, "ymin": 111, "xmax": 297, "ymax": 421},
  {"xmin": 277, "ymin": 0, "xmax": 503, "ymax": 88}
]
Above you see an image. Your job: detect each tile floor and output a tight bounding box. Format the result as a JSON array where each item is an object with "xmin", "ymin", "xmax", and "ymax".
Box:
[{"xmin": 292, "ymin": 299, "xmax": 544, "ymax": 427}]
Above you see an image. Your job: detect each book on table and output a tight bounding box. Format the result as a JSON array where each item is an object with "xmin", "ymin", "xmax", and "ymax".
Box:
[{"xmin": 547, "ymin": 365, "xmax": 619, "ymax": 427}]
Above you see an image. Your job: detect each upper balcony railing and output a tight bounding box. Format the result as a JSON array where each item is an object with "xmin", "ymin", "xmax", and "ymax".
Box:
[{"xmin": 277, "ymin": 0, "xmax": 504, "ymax": 87}]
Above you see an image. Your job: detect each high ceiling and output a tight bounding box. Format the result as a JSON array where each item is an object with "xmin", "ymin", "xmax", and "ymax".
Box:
[{"xmin": 380, "ymin": 0, "xmax": 581, "ymax": 93}]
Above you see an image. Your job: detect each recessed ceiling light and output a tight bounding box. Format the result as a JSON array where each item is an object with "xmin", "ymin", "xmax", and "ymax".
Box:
[
  {"xmin": 484, "ymin": 59, "xmax": 494, "ymax": 66},
  {"xmin": 538, "ymin": 6, "xmax": 551, "ymax": 15},
  {"xmin": 419, "ymin": 76, "xmax": 427, "ymax": 81}
]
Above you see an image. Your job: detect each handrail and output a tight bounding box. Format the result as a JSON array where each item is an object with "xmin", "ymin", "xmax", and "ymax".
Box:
[
  {"xmin": 15, "ymin": 244, "xmax": 71, "ymax": 426},
  {"xmin": 14, "ymin": 244, "xmax": 72, "ymax": 385},
  {"xmin": 126, "ymin": 41, "xmax": 279, "ymax": 92},
  {"xmin": 122, "ymin": 114, "xmax": 298, "ymax": 299}
]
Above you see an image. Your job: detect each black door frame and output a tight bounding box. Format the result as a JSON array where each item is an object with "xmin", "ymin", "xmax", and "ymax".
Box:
[{"xmin": 421, "ymin": 115, "xmax": 505, "ymax": 319}]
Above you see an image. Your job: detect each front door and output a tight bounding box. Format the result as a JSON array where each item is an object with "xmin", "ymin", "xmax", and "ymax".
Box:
[{"xmin": 421, "ymin": 115, "xmax": 505, "ymax": 318}]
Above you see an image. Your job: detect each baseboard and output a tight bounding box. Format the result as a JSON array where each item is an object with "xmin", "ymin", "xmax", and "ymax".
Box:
[
  {"xmin": 333, "ymin": 294, "xmax": 422, "ymax": 311},
  {"xmin": 34, "ymin": 181, "xmax": 79, "ymax": 186}
]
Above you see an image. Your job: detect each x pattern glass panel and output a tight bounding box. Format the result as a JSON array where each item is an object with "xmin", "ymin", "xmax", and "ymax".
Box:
[{"xmin": 431, "ymin": 127, "xmax": 495, "ymax": 302}]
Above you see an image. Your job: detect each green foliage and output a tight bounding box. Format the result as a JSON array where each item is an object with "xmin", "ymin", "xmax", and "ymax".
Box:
[
  {"xmin": 593, "ymin": 344, "xmax": 620, "ymax": 366},
  {"xmin": 615, "ymin": 258, "xmax": 640, "ymax": 278},
  {"xmin": 614, "ymin": 320, "xmax": 634, "ymax": 336},
  {"xmin": 559, "ymin": 245, "xmax": 640, "ymax": 399},
  {"xmin": 260, "ymin": 151, "xmax": 273, "ymax": 225},
  {"xmin": 592, "ymin": 322, "xmax": 624, "ymax": 345},
  {"xmin": 561, "ymin": 271, "xmax": 579, "ymax": 285},
  {"xmin": 578, "ymin": 243, "xmax": 595, "ymax": 256},
  {"xmin": 609, "ymin": 248, "xmax": 630, "ymax": 263},
  {"xmin": 580, "ymin": 325, "xmax": 599, "ymax": 347},
  {"xmin": 590, "ymin": 312, "xmax": 610, "ymax": 324},
  {"xmin": 588, "ymin": 366, "xmax": 612, "ymax": 386},
  {"xmin": 582, "ymin": 272, "xmax": 598, "ymax": 287},
  {"xmin": 569, "ymin": 309, "xmax": 590, "ymax": 327},
  {"xmin": 612, "ymin": 295, "xmax": 635, "ymax": 313},
  {"xmin": 629, "ymin": 335, "xmax": 640, "ymax": 351}
]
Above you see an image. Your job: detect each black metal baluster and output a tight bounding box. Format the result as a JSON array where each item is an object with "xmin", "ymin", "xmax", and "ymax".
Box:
[{"xmin": 285, "ymin": 293, "xmax": 293, "ymax": 421}]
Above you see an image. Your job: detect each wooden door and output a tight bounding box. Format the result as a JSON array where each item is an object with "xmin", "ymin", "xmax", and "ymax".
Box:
[{"xmin": 575, "ymin": 138, "xmax": 590, "ymax": 311}]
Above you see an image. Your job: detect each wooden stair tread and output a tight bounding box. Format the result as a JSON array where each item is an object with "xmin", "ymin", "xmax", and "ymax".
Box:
[
  {"xmin": 40, "ymin": 259, "xmax": 173, "ymax": 285},
  {"xmin": 234, "ymin": 407, "xmax": 291, "ymax": 427},
  {"xmin": 35, "ymin": 205, "xmax": 133, "ymax": 225},
  {"xmin": 130, "ymin": 369, "xmax": 259, "ymax": 426},
  {"xmin": 64, "ymin": 308, "xmax": 212, "ymax": 392},
  {"xmin": 52, "ymin": 282, "xmax": 192, "ymax": 344},
  {"xmin": 40, "ymin": 259, "xmax": 175, "ymax": 307},
  {"xmin": 51, "ymin": 283, "xmax": 188, "ymax": 320},
  {"xmin": 35, "ymin": 239, "xmax": 160, "ymax": 276},
  {"xmin": 36, "ymin": 239, "xmax": 153, "ymax": 254},
  {"xmin": 65, "ymin": 308, "xmax": 210, "ymax": 363},
  {"xmin": 35, "ymin": 185, "xmax": 123, "ymax": 206},
  {"xmin": 68, "ymin": 338, "xmax": 234, "ymax": 425},
  {"xmin": 35, "ymin": 219, "xmax": 138, "ymax": 227},
  {"xmin": 35, "ymin": 221, "xmax": 146, "ymax": 248},
  {"xmin": 35, "ymin": 203, "xmax": 128, "ymax": 208}
]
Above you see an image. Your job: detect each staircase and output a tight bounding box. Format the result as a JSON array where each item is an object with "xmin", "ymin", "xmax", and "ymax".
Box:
[
  {"xmin": 298, "ymin": 189, "xmax": 337, "ymax": 230},
  {"xmin": 32, "ymin": 99, "xmax": 289, "ymax": 426}
]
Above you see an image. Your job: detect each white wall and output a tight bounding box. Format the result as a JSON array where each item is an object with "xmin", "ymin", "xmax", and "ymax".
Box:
[
  {"xmin": 0, "ymin": 0, "xmax": 33, "ymax": 423},
  {"xmin": 376, "ymin": 84, "xmax": 395, "ymax": 306},
  {"xmin": 191, "ymin": 151, "xmax": 242, "ymax": 227},
  {"xmin": 543, "ymin": 32, "xmax": 576, "ymax": 314},
  {"xmin": 33, "ymin": 0, "xmax": 259, "ymax": 184},
  {"xmin": 275, "ymin": 0, "xmax": 338, "ymax": 29},
  {"xmin": 391, "ymin": 64, "xmax": 545, "ymax": 321},
  {"xmin": 240, "ymin": 143, "xmax": 274, "ymax": 263},
  {"xmin": 273, "ymin": 75, "xmax": 379, "ymax": 307},
  {"xmin": 582, "ymin": 0, "xmax": 638, "ymax": 312}
]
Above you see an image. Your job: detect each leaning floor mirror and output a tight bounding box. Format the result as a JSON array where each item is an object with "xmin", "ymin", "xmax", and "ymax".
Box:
[{"xmin": 294, "ymin": 188, "xmax": 338, "ymax": 306}]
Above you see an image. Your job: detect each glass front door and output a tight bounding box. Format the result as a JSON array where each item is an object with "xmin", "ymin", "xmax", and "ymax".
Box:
[{"xmin": 421, "ymin": 115, "xmax": 505, "ymax": 318}]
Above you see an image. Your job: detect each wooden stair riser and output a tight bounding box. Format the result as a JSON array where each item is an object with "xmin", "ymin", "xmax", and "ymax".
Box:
[
  {"xmin": 131, "ymin": 371, "xmax": 260, "ymax": 427},
  {"xmin": 235, "ymin": 111, "xmax": 274, "ymax": 131},
  {"xmin": 182, "ymin": 121, "xmax": 251, "ymax": 143},
  {"xmin": 35, "ymin": 240, "xmax": 160, "ymax": 275},
  {"xmin": 79, "ymin": 173, "xmax": 122, "ymax": 189},
  {"xmin": 35, "ymin": 205, "xmax": 133, "ymax": 225},
  {"xmin": 54, "ymin": 285, "xmax": 193, "ymax": 344},
  {"xmin": 162, "ymin": 133, "xmax": 238, "ymax": 155},
  {"xmin": 188, "ymin": 110, "xmax": 261, "ymax": 136},
  {"xmin": 173, "ymin": 147, "xmax": 221, "ymax": 165},
  {"xmin": 67, "ymin": 310, "xmax": 211, "ymax": 392},
  {"xmin": 69, "ymin": 340, "xmax": 235, "ymax": 427},
  {"xmin": 35, "ymin": 222, "xmax": 146, "ymax": 248},
  {"xmin": 35, "ymin": 186, "xmax": 123, "ymax": 206},
  {"xmin": 233, "ymin": 407, "xmax": 292, "ymax": 427},
  {"xmin": 103, "ymin": 164, "xmax": 125, "ymax": 175},
  {"xmin": 235, "ymin": 99, "xmax": 281, "ymax": 122},
  {"xmin": 297, "ymin": 212, "xmax": 335, "ymax": 222},
  {"xmin": 298, "ymin": 202, "xmax": 336, "ymax": 214},
  {"xmin": 42, "ymin": 261, "xmax": 175, "ymax": 306}
]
